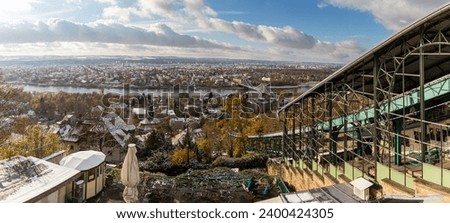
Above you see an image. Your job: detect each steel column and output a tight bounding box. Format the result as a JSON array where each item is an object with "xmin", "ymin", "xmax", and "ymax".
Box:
[
  {"xmin": 311, "ymin": 96, "xmax": 317, "ymax": 159},
  {"xmin": 393, "ymin": 118, "xmax": 403, "ymax": 165},
  {"xmin": 344, "ymin": 92, "xmax": 348, "ymax": 162},
  {"xmin": 373, "ymin": 56, "xmax": 380, "ymax": 178},
  {"xmin": 419, "ymin": 45, "xmax": 427, "ymax": 163},
  {"xmin": 327, "ymin": 84, "xmax": 337, "ymax": 165},
  {"xmin": 282, "ymin": 111, "xmax": 287, "ymax": 161},
  {"xmin": 292, "ymin": 105, "xmax": 296, "ymax": 156}
]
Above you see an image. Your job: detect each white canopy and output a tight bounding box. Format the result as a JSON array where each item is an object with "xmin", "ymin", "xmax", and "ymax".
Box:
[
  {"xmin": 60, "ymin": 150, "xmax": 106, "ymax": 171},
  {"xmin": 121, "ymin": 144, "xmax": 140, "ymax": 203}
]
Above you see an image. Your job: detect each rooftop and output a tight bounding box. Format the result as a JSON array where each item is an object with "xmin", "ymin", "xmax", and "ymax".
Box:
[
  {"xmin": 279, "ymin": 183, "xmax": 363, "ymax": 203},
  {"xmin": 0, "ymin": 156, "xmax": 80, "ymax": 203},
  {"xmin": 59, "ymin": 150, "xmax": 106, "ymax": 171}
]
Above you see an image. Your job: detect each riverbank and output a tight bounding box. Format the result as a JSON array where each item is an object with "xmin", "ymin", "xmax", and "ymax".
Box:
[{"xmin": 6, "ymin": 83, "xmax": 243, "ymax": 95}]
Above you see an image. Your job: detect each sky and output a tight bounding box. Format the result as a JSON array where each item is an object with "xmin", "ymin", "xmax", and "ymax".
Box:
[{"xmin": 0, "ymin": 0, "xmax": 448, "ymax": 63}]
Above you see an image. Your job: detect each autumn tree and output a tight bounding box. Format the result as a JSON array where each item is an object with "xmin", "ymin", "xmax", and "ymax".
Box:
[
  {"xmin": 201, "ymin": 119, "xmax": 222, "ymax": 146},
  {"xmin": 199, "ymin": 97, "xmax": 282, "ymax": 159},
  {"xmin": 0, "ymin": 86, "xmax": 31, "ymax": 117},
  {"xmin": 10, "ymin": 117, "xmax": 33, "ymax": 135},
  {"xmin": 246, "ymin": 116, "xmax": 265, "ymax": 136},
  {"xmin": 196, "ymin": 119, "xmax": 222, "ymax": 162},
  {"xmin": 246, "ymin": 114, "xmax": 282, "ymax": 136},
  {"xmin": 33, "ymin": 95, "xmax": 56, "ymax": 119},
  {"xmin": 135, "ymin": 129, "xmax": 173, "ymax": 163},
  {"xmin": 156, "ymin": 117, "xmax": 174, "ymax": 136},
  {"xmin": 169, "ymin": 127, "xmax": 201, "ymax": 165},
  {"xmin": 217, "ymin": 94, "xmax": 254, "ymax": 157},
  {"xmin": 0, "ymin": 125, "xmax": 66, "ymax": 159},
  {"xmin": 30, "ymin": 92, "xmax": 102, "ymax": 121},
  {"xmin": 170, "ymin": 147, "xmax": 196, "ymax": 166},
  {"xmin": 195, "ymin": 138, "xmax": 212, "ymax": 162},
  {"xmin": 139, "ymin": 130, "xmax": 165, "ymax": 158}
]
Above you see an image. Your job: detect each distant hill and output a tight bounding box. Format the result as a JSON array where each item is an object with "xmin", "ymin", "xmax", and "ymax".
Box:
[{"xmin": 0, "ymin": 55, "xmax": 343, "ymax": 68}]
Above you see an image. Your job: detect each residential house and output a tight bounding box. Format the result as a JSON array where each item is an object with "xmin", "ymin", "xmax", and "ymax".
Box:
[{"xmin": 101, "ymin": 112, "xmax": 136, "ymax": 163}]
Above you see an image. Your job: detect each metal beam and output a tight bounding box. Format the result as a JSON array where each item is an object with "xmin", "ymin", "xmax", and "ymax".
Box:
[
  {"xmin": 393, "ymin": 118, "xmax": 403, "ymax": 165},
  {"xmin": 420, "ymin": 43, "xmax": 427, "ymax": 163},
  {"xmin": 373, "ymin": 56, "xmax": 380, "ymax": 176}
]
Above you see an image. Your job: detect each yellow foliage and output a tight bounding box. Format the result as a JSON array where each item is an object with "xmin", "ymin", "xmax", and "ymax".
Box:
[
  {"xmin": 0, "ymin": 125, "xmax": 66, "ymax": 160},
  {"xmin": 170, "ymin": 147, "xmax": 196, "ymax": 166},
  {"xmin": 196, "ymin": 138, "xmax": 211, "ymax": 155},
  {"xmin": 207, "ymin": 96, "xmax": 282, "ymax": 158},
  {"xmin": 196, "ymin": 138, "xmax": 214, "ymax": 162}
]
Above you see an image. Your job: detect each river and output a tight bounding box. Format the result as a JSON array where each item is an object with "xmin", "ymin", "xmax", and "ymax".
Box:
[
  {"xmin": 17, "ymin": 84, "xmax": 309, "ymax": 96},
  {"xmin": 18, "ymin": 84, "xmax": 240, "ymax": 96}
]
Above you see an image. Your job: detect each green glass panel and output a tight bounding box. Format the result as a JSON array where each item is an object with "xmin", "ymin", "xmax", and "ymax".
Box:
[{"xmin": 423, "ymin": 163, "xmax": 442, "ymax": 186}]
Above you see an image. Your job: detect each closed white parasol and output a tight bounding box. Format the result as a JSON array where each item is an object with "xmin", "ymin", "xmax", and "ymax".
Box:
[{"xmin": 121, "ymin": 144, "xmax": 140, "ymax": 203}]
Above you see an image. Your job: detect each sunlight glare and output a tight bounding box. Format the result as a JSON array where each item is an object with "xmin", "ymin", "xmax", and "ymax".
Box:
[
  {"xmin": 0, "ymin": 0, "xmax": 38, "ymax": 21},
  {"xmin": 0, "ymin": 0, "xmax": 35, "ymax": 13}
]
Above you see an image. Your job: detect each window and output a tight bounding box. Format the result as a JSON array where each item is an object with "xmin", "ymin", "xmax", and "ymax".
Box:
[
  {"xmin": 88, "ymin": 169, "xmax": 95, "ymax": 181},
  {"xmin": 436, "ymin": 129, "xmax": 441, "ymax": 141}
]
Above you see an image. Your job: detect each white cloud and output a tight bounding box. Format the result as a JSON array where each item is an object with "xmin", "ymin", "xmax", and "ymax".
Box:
[
  {"xmin": 93, "ymin": 0, "xmax": 364, "ymax": 61},
  {"xmin": 184, "ymin": 0, "xmax": 217, "ymax": 19},
  {"xmin": 96, "ymin": 0, "xmax": 117, "ymax": 5},
  {"xmin": 0, "ymin": 42, "xmax": 256, "ymax": 60},
  {"xmin": 99, "ymin": 0, "xmax": 177, "ymax": 21},
  {"xmin": 317, "ymin": 2, "xmax": 328, "ymax": 9},
  {"xmin": 0, "ymin": 0, "xmax": 42, "ymax": 21},
  {"xmin": 183, "ymin": 0, "xmax": 364, "ymax": 60},
  {"xmin": 321, "ymin": 0, "xmax": 449, "ymax": 31},
  {"xmin": 204, "ymin": 19, "xmax": 318, "ymax": 50},
  {"xmin": 0, "ymin": 0, "xmax": 38, "ymax": 12},
  {"xmin": 0, "ymin": 0, "xmax": 368, "ymax": 62},
  {"xmin": 103, "ymin": 6, "xmax": 136, "ymax": 22},
  {"xmin": 316, "ymin": 40, "xmax": 363, "ymax": 59},
  {"xmin": 137, "ymin": 0, "xmax": 175, "ymax": 17},
  {"xmin": 0, "ymin": 20, "xmax": 239, "ymax": 50},
  {"xmin": 66, "ymin": 0, "xmax": 82, "ymax": 4}
]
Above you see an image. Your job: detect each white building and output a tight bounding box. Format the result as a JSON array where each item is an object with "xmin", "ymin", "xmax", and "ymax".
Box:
[
  {"xmin": 59, "ymin": 151, "xmax": 106, "ymax": 201},
  {"xmin": 0, "ymin": 156, "xmax": 81, "ymax": 203}
]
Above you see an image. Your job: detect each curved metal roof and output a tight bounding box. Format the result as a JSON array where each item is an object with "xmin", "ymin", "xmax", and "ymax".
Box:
[
  {"xmin": 59, "ymin": 150, "xmax": 106, "ymax": 171},
  {"xmin": 280, "ymin": 3, "xmax": 450, "ymax": 112}
]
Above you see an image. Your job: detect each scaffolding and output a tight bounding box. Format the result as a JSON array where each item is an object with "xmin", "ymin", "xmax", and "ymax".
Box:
[{"xmin": 277, "ymin": 4, "xmax": 450, "ymax": 190}]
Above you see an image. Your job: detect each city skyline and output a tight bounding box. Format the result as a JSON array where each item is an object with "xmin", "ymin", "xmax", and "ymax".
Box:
[{"xmin": 0, "ymin": 0, "xmax": 448, "ymax": 63}]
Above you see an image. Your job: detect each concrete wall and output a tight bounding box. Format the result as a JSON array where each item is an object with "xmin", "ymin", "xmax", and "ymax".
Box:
[
  {"xmin": 415, "ymin": 178, "xmax": 450, "ymax": 202},
  {"xmin": 380, "ymin": 178, "xmax": 415, "ymax": 197},
  {"xmin": 35, "ymin": 184, "xmax": 68, "ymax": 203},
  {"xmin": 43, "ymin": 150, "xmax": 66, "ymax": 164},
  {"xmin": 269, "ymin": 163, "xmax": 340, "ymax": 192},
  {"xmin": 269, "ymin": 162, "xmax": 450, "ymax": 202}
]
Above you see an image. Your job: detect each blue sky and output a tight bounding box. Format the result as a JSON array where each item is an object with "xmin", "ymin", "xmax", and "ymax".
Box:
[
  {"xmin": 206, "ymin": 0, "xmax": 389, "ymax": 46},
  {"xmin": 0, "ymin": 0, "xmax": 448, "ymax": 63}
]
